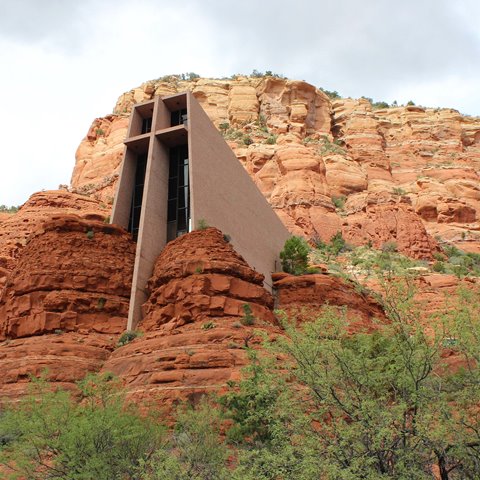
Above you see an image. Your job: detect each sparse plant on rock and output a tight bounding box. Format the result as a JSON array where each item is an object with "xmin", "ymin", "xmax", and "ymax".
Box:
[
  {"xmin": 196, "ymin": 219, "xmax": 209, "ymax": 230},
  {"xmin": 201, "ymin": 321, "xmax": 216, "ymax": 330},
  {"xmin": 117, "ymin": 330, "xmax": 140, "ymax": 347},
  {"xmin": 280, "ymin": 236, "xmax": 310, "ymax": 275},
  {"xmin": 241, "ymin": 303, "xmax": 255, "ymax": 326}
]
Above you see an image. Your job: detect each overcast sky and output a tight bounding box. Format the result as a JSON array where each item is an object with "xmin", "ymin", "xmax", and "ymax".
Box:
[{"xmin": 1, "ymin": 0, "xmax": 479, "ymax": 206}]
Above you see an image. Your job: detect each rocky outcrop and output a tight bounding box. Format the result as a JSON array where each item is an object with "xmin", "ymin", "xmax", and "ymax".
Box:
[
  {"xmin": 273, "ymin": 272, "xmax": 386, "ymax": 331},
  {"xmin": 0, "ymin": 190, "xmax": 109, "ymax": 294},
  {"xmin": 0, "ymin": 215, "xmax": 135, "ymax": 339},
  {"xmin": 341, "ymin": 192, "xmax": 439, "ymax": 259},
  {"xmin": 71, "ymin": 76, "xmax": 480, "ymax": 257},
  {"xmin": 0, "ymin": 215, "xmax": 135, "ymax": 399},
  {"xmin": 102, "ymin": 228, "xmax": 278, "ymax": 408}
]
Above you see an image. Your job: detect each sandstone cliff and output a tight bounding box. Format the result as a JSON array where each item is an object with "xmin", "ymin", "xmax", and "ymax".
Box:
[{"xmin": 71, "ymin": 75, "xmax": 480, "ymax": 258}]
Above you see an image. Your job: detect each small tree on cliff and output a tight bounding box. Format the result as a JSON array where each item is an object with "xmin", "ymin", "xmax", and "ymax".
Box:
[{"xmin": 280, "ymin": 236, "xmax": 310, "ymax": 275}]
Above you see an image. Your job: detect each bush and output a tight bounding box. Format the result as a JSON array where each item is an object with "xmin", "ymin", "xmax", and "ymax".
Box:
[
  {"xmin": 201, "ymin": 321, "xmax": 216, "ymax": 330},
  {"xmin": 381, "ymin": 241, "xmax": 398, "ymax": 253},
  {"xmin": 280, "ymin": 236, "xmax": 310, "ymax": 275},
  {"xmin": 241, "ymin": 303, "xmax": 255, "ymax": 326},
  {"xmin": 196, "ymin": 218, "xmax": 209, "ymax": 230},
  {"xmin": 331, "ymin": 195, "xmax": 346, "ymax": 210},
  {"xmin": 242, "ymin": 134, "xmax": 253, "ymax": 146},
  {"xmin": 0, "ymin": 374, "xmax": 164, "ymax": 480},
  {"xmin": 117, "ymin": 330, "xmax": 139, "ymax": 347}
]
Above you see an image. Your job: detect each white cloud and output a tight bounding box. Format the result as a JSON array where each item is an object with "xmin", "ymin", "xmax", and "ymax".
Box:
[{"xmin": 0, "ymin": 0, "xmax": 479, "ymax": 206}]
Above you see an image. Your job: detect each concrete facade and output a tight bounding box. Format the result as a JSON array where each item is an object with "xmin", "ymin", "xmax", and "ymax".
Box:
[{"xmin": 112, "ymin": 91, "xmax": 290, "ymax": 330}]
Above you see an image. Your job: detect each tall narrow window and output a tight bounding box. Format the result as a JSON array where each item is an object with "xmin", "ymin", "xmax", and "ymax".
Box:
[
  {"xmin": 141, "ymin": 117, "xmax": 152, "ymax": 134},
  {"xmin": 128, "ymin": 153, "xmax": 147, "ymax": 241},
  {"xmin": 167, "ymin": 144, "xmax": 190, "ymax": 242},
  {"xmin": 170, "ymin": 108, "xmax": 187, "ymax": 127}
]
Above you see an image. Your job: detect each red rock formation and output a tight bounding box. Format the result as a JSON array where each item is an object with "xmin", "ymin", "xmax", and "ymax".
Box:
[
  {"xmin": 70, "ymin": 75, "xmax": 480, "ymax": 257},
  {"xmin": 0, "ymin": 190, "xmax": 109, "ymax": 294},
  {"xmin": 102, "ymin": 228, "xmax": 279, "ymax": 408},
  {"xmin": 273, "ymin": 272, "xmax": 385, "ymax": 331},
  {"xmin": 0, "ymin": 215, "xmax": 135, "ymax": 339},
  {"xmin": 341, "ymin": 192, "xmax": 439, "ymax": 259},
  {"xmin": 0, "ymin": 215, "xmax": 135, "ymax": 399}
]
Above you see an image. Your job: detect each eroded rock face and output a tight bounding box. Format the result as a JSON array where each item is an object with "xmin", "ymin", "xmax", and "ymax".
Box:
[
  {"xmin": 0, "ymin": 190, "xmax": 109, "ymax": 294},
  {"xmin": 341, "ymin": 192, "xmax": 439, "ymax": 259},
  {"xmin": 72, "ymin": 76, "xmax": 480, "ymax": 257},
  {"xmin": 273, "ymin": 272, "xmax": 386, "ymax": 332},
  {"xmin": 0, "ymin": 215, "xmax": 135, "ymax": 340},
  {"xmin": 102, "ymin": 228, "xmax": 278, "ymax": 408},
  {"xmin": 0, "ymin": 214, "xmax": 135, "ymax": 399}
]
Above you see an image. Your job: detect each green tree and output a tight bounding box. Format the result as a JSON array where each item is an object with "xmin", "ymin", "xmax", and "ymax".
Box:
[
  {"xmin": 0, "ymin": 373, "xmax": 164, "ymax": 480},
  {"xmin": 142, "ymin": 399, "xmax": 229, "ymax": 480},
  {"xmin": 220, "ymin": 350, "xmax": 320, "ymax": 480},
  {"xmin": 280, "ymin": 236, "xmax": 310, "ymax": 275}
]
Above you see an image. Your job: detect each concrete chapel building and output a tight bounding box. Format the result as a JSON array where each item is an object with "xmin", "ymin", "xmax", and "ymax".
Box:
[{"xmin": 111, "ymin": 91, "xmax": 290, "ymax": 330}]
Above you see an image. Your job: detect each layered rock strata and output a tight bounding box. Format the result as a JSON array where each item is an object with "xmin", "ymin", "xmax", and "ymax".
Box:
[
  {"xmin": 0, "ymin": 190, "xmax": 109, "ymax": 294},
  {"xmin": 102, "ymin": 228, "xmax": 278, "ymax": 408},
  {"xmin": 0, "ymin": 216, "xmax": 135, "ymax": 399},
  {"xmin": 72, "ymin": 76, "xmax": 480, "ymax": 257}
]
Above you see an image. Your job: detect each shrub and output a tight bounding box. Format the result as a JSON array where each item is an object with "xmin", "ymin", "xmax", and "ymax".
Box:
[
  {"xmin": 241, "ymin": 303, "xmax": 255, "ymax": 326},
  {"xmin": 372, "ymin": 101, "xmax": 390, "ymax": 109},
  {"xmin": 280, "ymin": 236, "xmax": 310, "ymax": 275},
  {"xmin": 117, "ymin": 331, "xmax": 139, "ymax": 347},
  {"xmin": 319, "ymin": 87, "xmax": 341, "ymax": 99},
  {"xmin": 86, "ymin": 230, "xmax": 94, "ymax": 240},
  {"xmin": 392, "ymin": 187, "xmax": 407, "ymax": 196},
  {"xmin": 219, "ymin": 122, "xmax": 229, "ymax": 133},
  {"xmin": 433, "ymin": 261, "xmax": 446, "ymax": 273},
  {"xmin": 0, "ymin": 205, "xmax": 19, "ymax": 213},
  {"xmin": 197, "ymin": 218, "xmax": 209, "ymax": 230},
  {"xmin": 382, "ymin": 241, "xmax": 398, "ymax": 253},
  {"xmin": 201, "ymin": 321, "xmax": 216, "ymax": 330},
  {"xmin": 332, "ymin": 195, "xmax": 346, "ymax": 210},
  {"xmin": 242, "ymin": 134, "xmax": 253, "ymax": 146},
  {"xmin": 265, "ymin": 134, "xmax": 277, "ymax": 144}
]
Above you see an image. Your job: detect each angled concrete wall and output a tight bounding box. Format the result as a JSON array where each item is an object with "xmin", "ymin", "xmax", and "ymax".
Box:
[
  {"xmin": 112, "ymin": 92, "xmax": 290, "ymax": 330},
  {"xmin": 187, "ymin": 92, "xmax": 290, "ymax": 291}
]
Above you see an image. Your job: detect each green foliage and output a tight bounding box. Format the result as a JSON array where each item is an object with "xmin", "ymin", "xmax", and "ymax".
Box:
[
  {"xmin": 97, "ymin": 297, "xmax": 106, "ymax": 310},
  {"xmin": 265, "ymin": 134, "xmax": 277, "ymax": 144},
  {"xmin": 250, "ymin": 69, "xmax": 285, "ymax": 79},
  {"xmin": 372, "ymin": 100, "xmax": 390, "ymax": 109},
  {"xmin": 437, "ymin": 244, "xmax": 480, "ymax": 277},
  {"xmin": 142, "ymin": 399, "xmax": 229, "ymax": 480},
  {"xmin": 156, "ymin": 72, "xmax": 201, "ymax": 82},
  {"xmin": 86, "ymin": 229, "xmax": 94, "ymax": 240},
  {"xmin": 218, "ymin": 122, "xmax": 230, "ymax": 133},
  {"xmin": 95, "ymin": 128, "xmax": 105, "ymax": 136},
  {"xmin": 242, "ymin": 134, "xmax": 253, "ymax": 146},
  {"xmin": 313, "ymin": 231, "xmax": 349, "ymax": 261},
  {"xmin": 319, "ymin": 87, "xmax": 341, "ymax": 99},
  {"xmin": 0, "ymin": 373, "xmax": 164, "ymax": 480},
  {"xmin": 407, "ymin": 100, "xmax": 416, "ymax": 106},
  {"xmin": 241, "ymin": 303, "xmax": 255, "ymax": 326},
  {"xmin": 0, "ymin": 205, "xmax": 19, "ymax": 214},
  {"xmin": 117, "ymin": 330, "xmax": 140, "ymax": 347},
  {"xmin": 331, "ymin": 195, "xmax": 346, "ymax": 210},
  {"xmin": 319, "ymin": 135, "xmax": 346, "ymax": 155},
  {"xmin": 280, "ymin": 236, "xmax": 310, "ymax": 275},
  {"xmin": 201, "ymin": 321, "xmax": 216, "ymax": 330},
  {"xmin": 392, "ymin": 186, "xmax": 407, "ymax": 196},
  {"xmin": 196, "ymin": 218, "xmax": 209, "ymax": 230}
]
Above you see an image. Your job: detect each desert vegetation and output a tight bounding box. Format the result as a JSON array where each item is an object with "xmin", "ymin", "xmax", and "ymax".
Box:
[{"xmin": 1, "ymin": 277, "xmax": 479, "ymax": 479}]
